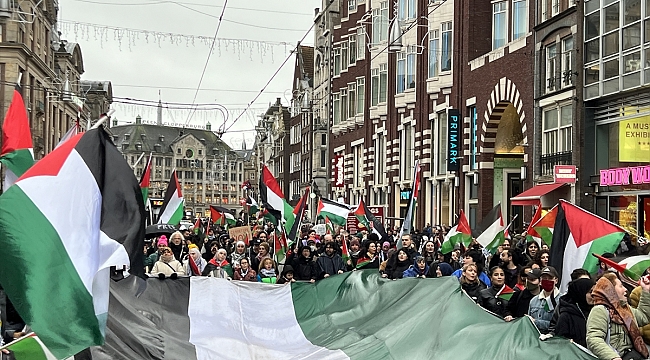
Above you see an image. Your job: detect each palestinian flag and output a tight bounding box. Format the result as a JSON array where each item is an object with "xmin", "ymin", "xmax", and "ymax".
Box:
[
  {"xmin": 325, "ymin": 216, "xmax": 334, "ymax": 235},
  {"xmin": 282, "ymin": 199, "xmax": 296, "ymax": 234},
  {"xmin": 274, "ymin": 227, "xmax": 289, "ymax": 265},
  {"xmin": 0, "ymin": 84, "xmax": 34, "ymax": 190},
  {"xmin": 318, "ymin": 198, "xmax": 350, "ymax": 226},
  {"xmin": 193, "ymin": 218, "xmax": 205, "ymax": 240},
  {"xmin": 549, "ymin": 200, "xmax": 626, "ymax": 292},
  {"xmin": 496, "ymin": 284, "xmax": 514, "ymax": 301},
  {"xmin": 355, "ymin": 256, "xmax": 372, "ymax": 269},
  {"xmin": 341, "ymin": 233, "xmax": 351, "ymax": 264},
  {"xmin": 592, "ymin": 254, "xmax": 650, "ymax": 281},
  {"xmin": 246, "ymin": 196, "xmax": 259, "ymax": 215},
  {"xmin": 397, "ymin": 160, "xmax": 421, "ymax": 249},
  {"xmin": 210, "ymin": 206, "xmax": 235, "ymax": 227},
  {"xmin": 529, "ymin": 205, "xmax": 558, "ymax": 248},
  {"xmin": 1, "ymin": 333, "xmax": 59, "ymax": 360},
  {"xmin": 474, "ymin": 204, "xmax": 506, "ymax": 251},
  {"xmin": 56, "ymin": 120, "xmax": 80, "ymax": 148},
  {"xmin": 139, "ymin": 153, "xmax": 153, "ymax": 204},
  {"xmin": 352, "ymin": 199, "xmax": 388, "ymax": 239},
  {"xmin": 157, "ymin": 170, "xmax": 184, "ymax": 226},
  {"xmin": 0, "ymin": 128, "xmax": 145, "ymax": 359},
  {"xmin": 440, "ymin": 209, "xmax": 473, "ymax": 254},
  {"xmin": 288, "ymin": 187, "xmax": 309, "ymax": 243},
  {"xmin": 241, "ymin": 180, "xmax": 253, "ymax": 191},
  {"xmin": 87, "ymin": 273, "xmax": 596, "ymax": 360},
  {"xmin": 259, "ymin": 164, "xmax": 285, "ymax": 220}
]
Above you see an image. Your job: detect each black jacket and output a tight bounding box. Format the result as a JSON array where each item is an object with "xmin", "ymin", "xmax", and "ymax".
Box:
[
  {"xmin": 316, "ymin": 253, "xmax": 346, "ymax": 279},
  {"xmin": 507, "ymin": 288, "xmax": 537, "ymax": 318},
  {"xmin": 554, "ymin": 298, "xmax": 589, "ymax": 348},
  {"xmin": 478, "ymin": 286, "xmax": 511, "ymax": 318},
  {"xmin": 386, "ymin": 258, "xmax": 411, "ymax": 280},
  {"xmin": 462, "ymin": 281, "xmax": 487, "ymax": 303},
  {"xmin": 384, "ymin": 247, "xmax": 419, "ymax": 277},
  {"xmin": 292, "ymin": 248, "xmax": 318, "ymax": 281}
]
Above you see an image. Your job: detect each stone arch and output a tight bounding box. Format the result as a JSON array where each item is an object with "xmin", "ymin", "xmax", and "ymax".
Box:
[{"xmin": 479, "ymin": 77, "xmax": 528, "ymax": 167}]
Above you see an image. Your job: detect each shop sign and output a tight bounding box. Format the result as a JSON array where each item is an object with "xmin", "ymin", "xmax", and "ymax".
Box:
[
  {"xmin": 346, "ymin": 206, "xmax": 384, "ymax": 235},
  {"xmin": 554, "ymin": 165, "xmax": 576, "ymax": 183},
  {"xmin": 600, "ymin": 165, "xmax": 650, "ymax": 186},
  {"xmin": 333, "ymin": 155, "xmax": 345, "ymax": 188},
  {"xmin": 447, "ymin": 109, "xmax": 461, "ymax": 172},
  {"xmin": 619, "ymin": 114, "xmax": 650, "ymax": 162}
]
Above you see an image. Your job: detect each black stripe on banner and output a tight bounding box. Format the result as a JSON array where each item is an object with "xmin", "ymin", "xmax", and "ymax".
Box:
[
  {"xmin": 82, "ymin": 276, "xmax": 195, "ymax": 360},
  {"xmin": 157, "ymin": 170, "xmax": 179, "ymax": 220},
  {"xmin": 471, "ymin": 204, "xmax": 501, "ymax": 238},
  {"xmin": 548, "ymin": 204, "xmax": 569, "ymax": 283},
  {"xmin": 75, "ymin": 128, "xmax": 146, "ymax": 278}
]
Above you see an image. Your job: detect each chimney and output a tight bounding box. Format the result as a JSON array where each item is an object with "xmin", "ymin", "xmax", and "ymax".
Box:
[
  {"xmin": 157, "ymin": 90, "xmax": 163, "ymax": 126},
  {"xmin": 275, "ymin": 98, "xmax": 281, "ymax": 106},
  {"xmin": 206, "ymin": 121, "xmax": 211, "ymax": 131},
  {"xmin": 112, "ymin": 118, "xmax": 118, "ymax": 127},
  {"xmin": 135, "ymin": 115, "xmax": 142, "ymax": 124}
]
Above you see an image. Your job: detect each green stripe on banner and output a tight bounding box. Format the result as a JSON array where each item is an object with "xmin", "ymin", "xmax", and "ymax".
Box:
[
  {"xmin": 291, "ymin": 271, "xmax": 595, "ymax": 360},
  {"xmin": 0, "ymin": 186, "xmax": 101, "ymax": 358},
  {"xmin": 585, "ymin": 232, "xmax": 626, "ymax": 273},
  {"xmin": 0, "ymin": 148, "xmax": 34, "ymax": 177},
  {"xmin": 6, "ymin": 336, "xmax": 52, "ymax": 360},
  {"xmin": 167, "ymin": 201, "xmax": 184, "ymax": 226}
]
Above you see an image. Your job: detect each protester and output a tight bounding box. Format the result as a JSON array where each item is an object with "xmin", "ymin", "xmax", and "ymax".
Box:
[
  {"xmin": 452, "ymin": 249, "xmax": 491, "ymax": 287},
  {"xmin": 316, "ymin": 242, "xmax": 346, "ymax": 279},
  {"xmin": 460, "ymin": 263, "xmax": 487, "ymax": 302},
  {"xmin": 202, "ymin": 248, "xmax": 233, "ymax": 279},
  {"xmin": 499, "ymin": 249, "xmax": 520, "ymax": 289},
  {"xmin": 144, "ymin": 236, "xmax": 168, "ymax": 270},
  {"xmin": 183, "ymin": 246, "xmax": 207, "ymax": 276},
  {"xmin": 528, "ymin": 266, "xmax": 561, "ymax": 334},
  {"xmin": 168, "ymin": 231, "xmax": 188, "ymax": 264},
  {"xmin": 587, "ymin": 273, "xmax": 650, "ymax": 360},
  {"xmin": 230, "ymin": 241, "xmax": 248, "ymax": 267},
  {"xmin": 477, "ymin": 266, "xmax": 511, "ymax": 319},
  {"xmin": 150, "ymin": 246, "xmax": 185, "ymax": 279},
  {"xmin": 383, "ymin": 249, "xmax": 411, "ymax": 280},
  {"xmin": 251, "ymin": 242, "xmax": 271, "ymax": 272},
  {"xmin": 292, "ymin": 246, "xmax": 318, "ymax": 282},
  {"xmin": 356, "ymin": 242, "xmax": 380, "ymax": 270},
  {"xmin": 347, "ymin": 239, "xmax": 362, "ymax": 270},
  {"xmin": 233, "ymin": 258, "xmax": 257, "ymax": 282},
  {"xmin": 428, "ymin": 262, "xmax": 454, "ymax": 278},
  {"xmin": 420, "ymin": 240, "xmax": 437, "ymax": 266},
  {"xmin": 534, "ymin": 249, "xmax": 550, "ymax": 269},
  {"xmin": 277, "ymin": 265, "xmax": 296, "ymax": 285},
  {"xmin": 257, "ymin": 258, "xmax": 278, "ymax": 284},
  {"xmin": 506, "ymin": 268, "xmax": 541, "ymax": 320},
  {"xmin": 550, "ymin": 276, "xmax": 595, "ymax": 347},
  {"xmin": 379, "ymin": 241, "xmax": 391, "ymax": 263},
  {"xmin": 403, "ymin": 256, "xmax": 430, "ymax": 278}
]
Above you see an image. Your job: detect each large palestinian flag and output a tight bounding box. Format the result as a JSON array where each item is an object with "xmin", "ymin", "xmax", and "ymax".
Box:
[
  {"xmin": 87, "ymin": 272, "xmax": 595, "ymax": 360},
  {"xmin": 259, "ymin": 164, "xmax": 285, "ymax": 219},
  {"xmin": 592, "ymin": 254, "xmax": 650, "ymax": 282},
  {"xmin": 549, "ymin": 200, "xmax": 626, "ymax": 292},
  {"xmin": 157, "ymin": 170, "xmax": 184, "ymax": 226},
  {"xmin": 0, "ymin": 84, "xmax": 34, "ymax": 190},
  {"xmin": 0, "ymin": 128, "xmax": 145, "ymax": 359},
  {"xmin": 318, "ymin": 198, "xmax": 351, "ymax": 226}
]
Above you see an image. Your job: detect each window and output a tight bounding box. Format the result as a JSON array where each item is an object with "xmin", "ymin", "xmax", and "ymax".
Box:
[
  {"xmin": 437, "ymin": 112, "xmax": 448, "ymax": 175},
  {"xmin": 376, "ymin": 133, "xmax": 385, "ymax": 184},
  {"xmin": 177, "ymin": 171, "xmax": 183, "ymax": 179},
  {"xmin": 371, "ymin": 68, "xmax": 379, "ymax": 106},
  {"xmin": 333, "ymin": 93, "xmax": 341, "ymax": 125},
  {"xmin": 341, "ymin": 89, "xmax": 348, "ymax": 123},
  {"xmin": 198, "ymin": 149, "xmax": 202, "ymax": 155},
  {"xmin": 546, "ymin": 43, "xmax": 558, "ymax": 92},
  {"xmin": 512, "ymin": 0, "xmax": 526, "ymax": 40},
  {"xmin": 197, "ymin": 172, "xmax": 203, "ymax": 180},
  {"xmin": 231, "ymin": 173, "xmax": 236, "ymax": 182},
  {"xmin": 292, "ymin": 152, "xmax": 301, "ymax": 172},
  {"xmin": 342, "ymin": 42, "xmax": 349, "ymax": 71},
  {"xmin": 348, "ymin": 83, "xmax": 356, "ymax": 119},
  {"xmin": 334, "ymin": 47, "xmax": 341, "ymax": 76},
  {"xmin": 552, "ymin": 0, "xmax": 560, "ymax": 16},
  {"xmin": 356, "ymin": 78, "xmax": 365, "ymax": 115},
  {"xmin": 155, "ymin": 157, "xmax": 163, "ymax": 166},
  {"xmin": 349, "ymin": 35, "xmax": 357, "ymax": 64},
  {"xmin": 177, "ymin": 148, "xmax": 181, "ymax": 154},
  {"xmin": 185, "ymin": 171, "xmax": 194, "ymax": 179},
  {"xmin": 380, "ymin": 63, "xmax": 388, "ymax": 102},
  {"xmin": 348, "ymin": 0, "xmax": 357, "ymax": 10},
  {"xmin": 542, "ymin": 104, "xmax": 573, "ymax": 155},
  {"xmin": 320, "ymin": 150, "xmax": 326, "ymax": 168},
  {"xmin": 398, "ymin": 0, "xmax": 417, "ymax": 20},
  {"xmin": 441, "ymin": 22, "xmax": 452, "ymax": 71},
  {"xmin": 372, "ymin": 2, "xmax": 389, "ymax": 43},
  {"xmin": 165, "ymin": 169, "xmax": 170, "ymax": 178},
  {"xmin": 397, "ymin": 52, "xmax": 406, "ymax": 93},
  {"xmin": 469, "ymin": 106, "xmax": 478, "ymax": 170},
  {"xmin": 290, "ymin": 125, "xmax": 301, "ymax": 144},
  {"xmin": 407, "ymin": 46, "xmax": 416, "ymax": 88},
  {"xmin": 357, "ymin": 28, "xmax": 365, "ymax": 60},
  {"xmin": 493, "ymin": 1, "xmax": 508, "ymax": 49},
  {"xmin": 429, "ymin": 29, "xmax": 439, "ymax": 77},
  {"xmin": 165, "ymin": 157, "xmax": 172, "ymax": 166},
  {"xmin": 353, "ymin": 146, "xmax": 363, "ymax": 187},
  {"xmin": 402, "ymin": 124, "xmax": 413, "ymax": 180},
  {"xmin": 562, "ymin": 36, "xmax": 574, "ymax": 87}
]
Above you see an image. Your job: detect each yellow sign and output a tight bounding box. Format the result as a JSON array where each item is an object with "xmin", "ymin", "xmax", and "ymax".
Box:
[
  {"xmin": 228, "ymin": 226, "xmax": 253, "ymax": 245},
  {"xmin": 619, "ymin": 114, "xmax": 650, "ymax": 162}
]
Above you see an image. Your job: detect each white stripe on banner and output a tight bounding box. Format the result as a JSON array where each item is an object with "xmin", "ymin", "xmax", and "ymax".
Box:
[
  {"xmin": 188, "ymin": 277, "xmax": 348, "ymax": 360},
  {"xmin": 560, "ymin": 234, "xmax": 590, "ymax": 294}
]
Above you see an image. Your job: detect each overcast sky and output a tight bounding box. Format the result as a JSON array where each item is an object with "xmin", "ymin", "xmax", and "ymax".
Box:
[{"xmin": 59, "ymin": 0, "xmax": 318, "ymax": 150}]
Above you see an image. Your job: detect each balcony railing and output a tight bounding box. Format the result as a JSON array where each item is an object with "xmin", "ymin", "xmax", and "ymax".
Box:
[{"xmin": 540, "ymin": 151, "xmax": 572, "ymax": 176}]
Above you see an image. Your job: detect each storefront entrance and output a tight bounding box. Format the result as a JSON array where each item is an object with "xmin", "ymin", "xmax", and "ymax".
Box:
[{"xmin": 641, "ymin": 196, "xmax": 650, "ymax": 239}]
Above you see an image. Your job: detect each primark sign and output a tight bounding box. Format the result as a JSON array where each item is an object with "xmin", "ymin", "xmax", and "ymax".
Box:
[{"xmin": 447, "ymin": 109, "xmax": 461, "ymax": 172}]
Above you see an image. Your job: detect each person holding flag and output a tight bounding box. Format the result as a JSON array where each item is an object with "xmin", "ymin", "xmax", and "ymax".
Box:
[
  {"xmin": 527, "ymin": 266, "xmax": 561, "ymax": 334},
  {"xmin": 478, "ymin": 266, "xmax": 512, "ymax": 319}
]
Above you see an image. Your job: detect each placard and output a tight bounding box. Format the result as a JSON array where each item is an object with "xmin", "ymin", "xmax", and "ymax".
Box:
[{"xmin": 228, "ymin": 226, "xmax": 253, "ymax": 245}]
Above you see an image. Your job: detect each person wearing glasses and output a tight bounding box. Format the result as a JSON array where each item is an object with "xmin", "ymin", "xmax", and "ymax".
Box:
[{"xmin": 150, "ymin": 246, "xmax": 186, "ymax": 279}]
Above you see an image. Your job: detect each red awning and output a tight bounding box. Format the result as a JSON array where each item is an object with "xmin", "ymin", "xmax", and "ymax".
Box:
[{"xmin": 510, "ymin": 183, "xmax": 567, "ymax": 206}]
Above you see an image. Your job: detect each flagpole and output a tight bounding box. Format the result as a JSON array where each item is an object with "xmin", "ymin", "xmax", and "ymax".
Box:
[{"xmin": 90, "ymin": 109, "xmax": 115, "ymax": 130}]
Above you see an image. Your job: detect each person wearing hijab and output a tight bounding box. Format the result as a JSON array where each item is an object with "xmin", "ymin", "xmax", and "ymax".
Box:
[
  {"xmin": 183, "ymin": 246, "xmax": 207, "ymax": 276},
  {"xmin": 384, "ymin": 249, "xmax": 411, "ymax": 280},
  {"xmin": 587, "ymin": 273, "xmax": 650, "ymax": 360},
  {"xmin": 551, "ymin": 277, "xmax": 595, "ymax": 347},
  {"xmin": 230, "ymin": 241, "xmax": 248, "ymax": 266},
  {"xmin": 427, "ymin": 262, "xmax": 454, "ymax": 278},
  {"xmin": 251, "ymin": 242, "xmax": 271, "ymax": 272}
]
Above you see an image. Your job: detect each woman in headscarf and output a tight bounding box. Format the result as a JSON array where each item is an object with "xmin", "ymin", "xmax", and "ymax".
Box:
[
  {"xmin": 356, "ymin": 241, "xmax": 380, "ymax": 270},
  {"xmin": 477, "ymin": 266, "xmax": 512, "ymax": 319},
  {"xmin": 460, "ymin": 263, "xmax": 486, "ymax": 303},
  {"xmin": 230, "ymin": 241, "xmax": 248, "ymax": 266},
  {"xmin": 586, "ymin": 273, "xmax": 650, "ymax": 360},
  {"xmin": 183, "ymin": 245, "xmax": 207, "ymax": 276},
  {"xmin": 554, "ymin": 277, "xmax": 595, "ymax": 347},
  {"xmin": 427, "ymin": 262, "xmax": 454, "ymax": 278},
  {"xmin": 150, "ymin": 246, "xmax": 186, "ymax": 279}
]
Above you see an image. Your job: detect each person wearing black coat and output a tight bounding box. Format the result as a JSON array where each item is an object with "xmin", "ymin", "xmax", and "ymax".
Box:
[
  {"xmin": 477, "ymin": 267, "xmax": 511, "ymax": 319},
  {"xmin": 506, "ymin": 268, "xmax": 541, "ymax": 320},
  {"xmin": 291, "ymin": 246, "xmax": 318, "ymax": 282},
  {"xmin": 459, "ymin": 263, "xmax": 487, "ymax": 302},
  {"xmin": 551, "ymin": 277, "xmax": 595, "ymax": 347},
  {"xmin": 383, "ymin": 235, "xmax": 419, "ymax": 277},
  {"xmin": 382, "ymin": 249, "xmax": 411, "ymax": 279},
  {"xmin": 316, "ymin": 242, "xmax": 346, "ymax": 279}
]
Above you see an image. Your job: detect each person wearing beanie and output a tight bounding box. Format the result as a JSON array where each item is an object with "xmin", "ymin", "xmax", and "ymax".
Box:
[
  {"xmin": 379, "ymin": 241, "xmax": 391, "ymax": 263},
  {"xmin": 150, "ymin": 246, "xmax": 185, "ymax": 279},
  {"xmin": 144, "ymin": 235, "xmax": 170, "ymax": 272}
]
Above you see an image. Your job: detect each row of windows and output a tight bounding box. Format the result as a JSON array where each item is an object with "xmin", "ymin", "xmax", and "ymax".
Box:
[
  {"xmin": 492, "ymin": 0, "xmax": 528, "ymax": 50},
  {"xmin": 333, "ymin": 29, "xmax": 366, "ymax": 77},
  {"xmin": 332, "ymin": 78, "xmax": 366, "ymax": 125}
]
